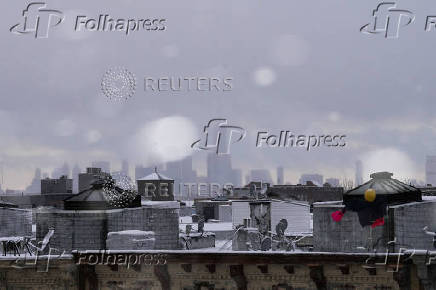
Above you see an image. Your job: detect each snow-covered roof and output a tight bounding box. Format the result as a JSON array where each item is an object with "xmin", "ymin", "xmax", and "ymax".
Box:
[
  {"xmin": 138, "ymin": 171, "xmax": 172, "ymax": 181},
  {"xmin": 141, "ymin": 200, "xmax": 180, "ymax": 208},
  {"xmin": 231, "ymin": 198, "xmax": 309, "ymax": 207}
]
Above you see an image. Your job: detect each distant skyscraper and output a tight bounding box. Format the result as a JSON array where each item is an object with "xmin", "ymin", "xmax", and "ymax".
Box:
[
  {"xmin": 52, "ymin": 162, "xmax": 70, "ymax": 179},
  {"xmin": 165, "ymin": 156, "xmax": 197, "ymax": 197},
  {"xmin": 355, "ymin": 160, "xmax": 363, "ymax": 186},
  {"xmin": 325, "ymin": 178, "xmax": 340, "ymax": 187},
  {"xmin": 92, "ymin": 161, "xmax": 111, "ymax": 173},
  {"xmin": 25, "ymin": 168, "xmax": 42, "ymax": 193},
  {"xmin": 111, "ymin": 170, "xmax": 134, "ymax": 190},
  {"xmin": 166, "ymin": 157, "xmax": 196, "ymax": 182},
  {"xmin": 72, "ymin": 164, "xmax": 81, "ymax": 193},
  {"xmin": 426, "ymin": 156, "xmax": 436, "ymax": 186},
  {"xmin": 135, "ymin": 164, "xmax": 163, "ymax": 180},
  {"xmin": 231, "ymin": 169, "xmax": 242, "ymax": 187},
  {"xmin": 299, "ymin": 174, "xmax": 323, "ymax": 186},
  {"xmin": 78, "ymin": 167, "xmax": 110, "ymax": 192},
  {"xmin": 121, "ymin": 160, "xmax": 129, "ymax": 177},
  {"xmin": 249, "ymin": 169, "xmax": 273, "ymax": 184},
  {"xmin": 245, "ymin": 174, "xmax": 250, "ymax": 185},
  {"xmin": 207, "ymin": 154, "xmax": 233, "ymax": 185},
  {"xmin": 277, "ymin": 166, "xmax": 284, "ymax": 185}
]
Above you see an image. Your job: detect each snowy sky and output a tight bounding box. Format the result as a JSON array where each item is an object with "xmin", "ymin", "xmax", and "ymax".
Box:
[{"xmin": 1, "ymin": 0, "xmax": 436, "ymax": 189}]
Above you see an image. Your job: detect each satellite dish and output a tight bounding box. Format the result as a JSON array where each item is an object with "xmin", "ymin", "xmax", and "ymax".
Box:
[
  {"xmin": 185, "ymin": 225, "xmax": 192, "ymax": 236},
  {"xmin": 261, "ymin": 237, "xmax": 272, "ymax": 251},
  {"xmin": 249, "ymin": 183, "xmax": 256, "ymax": 197},
  {"xmin": 276, "ymin": 219, "xmax": 288, "ymax": 238}
]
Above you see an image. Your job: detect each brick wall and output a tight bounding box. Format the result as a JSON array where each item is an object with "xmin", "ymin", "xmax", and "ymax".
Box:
[
  {"xmin": 36, "ymin": 209, "xmax": 107, "ymax": 251},
  {"xmin": 106, "ymin": 205, "xmax": 179, "ymax": 250},
  {"xmin": 0, "ymin": 254, "xmax": 417, "ymax": 290},
  {"xmin": 0, "ymin": 207, "xmax": 32, "ymax": 237},
  {"xmin": 36, "ymin": 203, "xmax": 180, "ymax": 252},
  {"xmin": 313, "ymin": 203, "xmax": 387, "ymax": 252},
  {"xmin": 392, "ymin": 201, "xmax": 436, "ymax": 251},
  {"xmin": 314, "ymin": 201, "xmax": 436, "ymax": 253}
]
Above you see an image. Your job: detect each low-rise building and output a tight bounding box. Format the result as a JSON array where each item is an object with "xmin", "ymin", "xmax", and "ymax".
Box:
[
  {"xmin": 41, "ymin": 175, "xmax": 72, "ymax": 194},
  {"xmin": 267, "ymin": 183, "xmax": 344, "ymax": 206}
]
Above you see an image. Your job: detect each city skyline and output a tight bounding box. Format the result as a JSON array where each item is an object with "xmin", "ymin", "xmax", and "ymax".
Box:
[
  {"xmin": 1, "ymin": 154, "xmax": 428, "ymax": 192},
  {"xmin": 1, "ymin": 1, "xmax": 435, "ymax": 192}
]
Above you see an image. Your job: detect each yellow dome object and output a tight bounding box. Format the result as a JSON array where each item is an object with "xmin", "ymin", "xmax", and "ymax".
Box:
[{"xmin": 364, "ymin": 188, "xmax": 376, "ymax": 202}]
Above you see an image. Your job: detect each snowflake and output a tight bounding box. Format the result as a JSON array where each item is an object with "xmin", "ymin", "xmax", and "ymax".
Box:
[{"xmin": 101, "ymin": 176, "xmax": 138, "ymax": 208}]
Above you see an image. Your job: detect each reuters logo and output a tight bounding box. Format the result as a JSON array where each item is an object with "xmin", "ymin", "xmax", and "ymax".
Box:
[{"xmin": 101, "ymin": 67, "xmax": 136, "ymax": 101}]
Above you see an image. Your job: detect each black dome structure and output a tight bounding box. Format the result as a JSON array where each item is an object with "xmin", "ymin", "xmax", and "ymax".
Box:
[
  {"xmin": 0, "ymin": 199, "xmax": 18, "ymax": 208},
  {"xmin": 343, "ymin": 172, "xmax": 422, "ymax": 204},
  {"xmin": 64, "ymin": 177, "xmax": 141, "ymax": 210}
]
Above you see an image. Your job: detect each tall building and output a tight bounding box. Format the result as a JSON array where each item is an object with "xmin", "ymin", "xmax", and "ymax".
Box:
[
  {"xmin": 426, "ymin": 156, "xmax": 436, "ymax": 186},
  {"xmin": 52, "ymin": 162, "xmax": 70, "ymax": 179},
  {"xmin": 165, "ymin": 157, "xmax": 197, "ymax": 197},
  {"xmin": 165, "ymin": 157, "xmax": 197, "ymax": 182},
  {"xmin": 249, "ymin": 169, "xmax": 273, "ymax": 184},
  {"xmin": 231, "ymin": 168, "xmax": 242, "ymax": 187},
  {"xmin": 204, "ymin": 153, "xmax": 243, "ymax": 196},
  {"xmin": 135, "ymin": 165, "xmax": 163, "ymax": 181},
  {"xmin": 207, "ymin": 154, "xmax": 231, "ymax": 184},
  {"xmin": 245, "ymin": 174, "xmax": 251, "ymax": 185},
  {"xmin": 72, "ymin": 164, "xmax": 81, "ymax": 193},
  {"xmin": 0, "ymin": 162, "xmax": 4, "ymax": 193},
  {"xmin": 277, "ymin": 166, "xmax": 284, "ymax": 185},
  {"xmin": 111, "ymin": 171, "xmax": 134, "ymax": 190},
  {"xmin": 299, "ymin": 174, "xmax": 323, "ymax": 186},
  {"xmin": 325, "ymin": 178, "xmax": 340, "ymax": 187},
  {"xmin": 25, "ymin": 168, "xmax": 42, "ymax": 193},
  {"xmin": 91, "ymin": 161, "xmax": 111, "ymax": 174},
  {"xmin": 121, "ymin": 160, "xmax": 129, "ymax": 177},
  {"xmin": 355, "ymin": 160, "xmax": 363, "ymax": 186},
  {"xmin": 78, "ymin": 168, "xmax": 110, "ymax": 192}
]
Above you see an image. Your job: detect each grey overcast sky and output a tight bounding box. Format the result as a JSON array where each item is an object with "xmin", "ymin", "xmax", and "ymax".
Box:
[{"xmin": 1, "ymin": 0, "xmax": 436, "ymax": 189}]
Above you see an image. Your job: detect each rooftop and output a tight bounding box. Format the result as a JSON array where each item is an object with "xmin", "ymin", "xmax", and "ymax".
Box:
[
  {"xmin": 137, "ymin": 167, "xmax": 173, "ymax": 181},
  {"xmin": 344, "ymin": 171, "xmax": 421, "ymax": 204}
]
